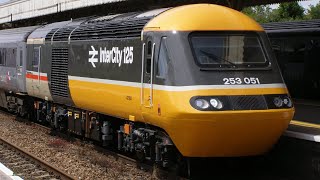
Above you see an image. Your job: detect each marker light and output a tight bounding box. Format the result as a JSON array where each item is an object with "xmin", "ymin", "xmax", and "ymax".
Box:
[
  {"xmin": 210, "ymin": 98, "xmax": 223, "ymax": 109},
  {"xmin": 283, "ymin": 97, "xmax": 293, "ymax": 107},
  {"xmin": 273, "ymin": 97, "xmax": 283, "ymax": 108},
  {"xmin": 195, "ymin": 99, "xmax": 210, "ymax": 109}
]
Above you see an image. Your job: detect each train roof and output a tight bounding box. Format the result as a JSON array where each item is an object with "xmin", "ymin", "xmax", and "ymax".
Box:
[
  {"xmin": 1, "ymin": 4, "xmax": 261, "ymax": 44},
  {"xmin": 44, "ymin": 8, "xmax": 169, "ymax": 43},
  {"xmin": 27, "ymin": 19, "xmax": 87, "ymax": 44},
  {"xmin": 0, "ymin": 26, "xmax": 38, "ymax": 44},
  {"xmin": 262, "ymin": 19, "xmax": 320, "ymax": 35},
  {"xmin": 144, "ymin": 4, "xmax": 263, "ymax": 32},
  {"xmin": 43, "ymin": 4, "xmax": 264, "ymax": 43}
]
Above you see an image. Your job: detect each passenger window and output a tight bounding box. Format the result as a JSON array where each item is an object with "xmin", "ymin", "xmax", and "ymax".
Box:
[
  {"xmin": 157, "ymin": 37, "xmax": 169, "ymax": 78},
  {"xmin": 33, "ymin": 47, "xmax": 40, "ymax": 72},
  {"xmin": 5, "ymin": 48, "xmax": 17, "ymax": 67},
  {"xmin": 0, "ymin": 49, "xmax": 5, "ymax": 65},
  {"xmin": 146, "ymin": 41, "xmax": 152, "ymax": 74}
]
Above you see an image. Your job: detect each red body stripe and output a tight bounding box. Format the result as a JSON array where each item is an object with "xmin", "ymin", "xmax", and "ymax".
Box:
[{"xmin": 26, "ymin": 73, "xmax": 48, "ymax": 81}]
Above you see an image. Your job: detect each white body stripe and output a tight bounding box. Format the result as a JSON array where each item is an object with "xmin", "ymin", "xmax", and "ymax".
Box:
[
  {"xmin": 68, "ymin": 75, "xmax": 287, "ymax": 91},
  {"xmin": 27, "ymin": 71, "xmax": 48, "ymax": 77}
]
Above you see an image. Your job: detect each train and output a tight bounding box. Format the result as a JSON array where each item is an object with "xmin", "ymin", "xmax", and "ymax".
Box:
[{"xmin": 0, "ymin": 4, "xmax": 294, "ymax": 168}]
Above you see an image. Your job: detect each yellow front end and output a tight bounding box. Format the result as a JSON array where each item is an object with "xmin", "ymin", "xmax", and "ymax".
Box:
[
  {"xmin": 148, "ymin": 87, "xmax": 294, "ymax": 157},
  {"xmin": 164, "ymin": 109, "xmax": 293, "ymax": 157}
]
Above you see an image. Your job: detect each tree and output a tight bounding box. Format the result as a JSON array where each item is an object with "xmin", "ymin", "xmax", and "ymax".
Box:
[
  {"xmin": 242, "ymin": 2, "xmax": 306, "ymax": 23},
  {"xmin": 275, "ymin": 2, "xmax": 305, "ymax": 21},
  {"xmin": 242, "ymin": 5, "xmax": 275, "ymax": 23},
  {"xmin": 307, "ymin": 2, "xmax": 320, "ymax": 19}
]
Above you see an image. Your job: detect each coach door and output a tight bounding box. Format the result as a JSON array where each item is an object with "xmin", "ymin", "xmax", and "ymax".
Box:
[
  {"xmin": 16, "ymin": 45, "xmax": 25, "ymax": 92},
  {"xmin": 141, "ymin": 37, "xmax": 156, "ymax": 108}
]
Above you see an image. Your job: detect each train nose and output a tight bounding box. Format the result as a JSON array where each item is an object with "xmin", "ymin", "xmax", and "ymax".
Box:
[{"xmin": 164, "ymin": 109, "xmax": 294, "ymax": 157}]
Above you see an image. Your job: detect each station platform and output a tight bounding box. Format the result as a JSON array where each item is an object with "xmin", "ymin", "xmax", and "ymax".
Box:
[
  {"xmin": 284, "ymin": 99, "xmax": 320, "ymax": 142},
  {"xmin": 286, "ymin": 121, "xmax": 320, "ymax": 142},
  {"xmin": 0, "ymin": 163, "xmax": 23, "ymax": 180},
  {"xmin": 270, "ymin": 99, "xmax": 320, "ymax": 180}
]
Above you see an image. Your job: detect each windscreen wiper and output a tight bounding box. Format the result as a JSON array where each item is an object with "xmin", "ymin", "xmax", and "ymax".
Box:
[{"xmin": 200, "ymin": 50, "xmax": 237, "ymax": 67}]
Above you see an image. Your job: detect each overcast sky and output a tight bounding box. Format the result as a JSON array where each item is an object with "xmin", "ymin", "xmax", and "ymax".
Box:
[
  {"xmin": 0, "ymin": 0, "xmax": 318, "ymax": 9},
  {"xmin": 271, "ymin": 0, "xmax": 319, "ymax": 9},
  {"xmin": 299, "ymin": 0, "xmax": 319, "ymax": 7}
]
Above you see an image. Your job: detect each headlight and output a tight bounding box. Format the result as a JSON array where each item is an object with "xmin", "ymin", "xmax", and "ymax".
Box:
[
  {"xmin": 283, "ymin": 96, "xmax": 292, "ymax": 108},
  {"xmin": 195, "ymin": 99, "xmax": 210, "ymax": 109},
  {"xmin": 273, "ymin": 97, "xmax": 283, "ymax": 108},
  {"xmin": 210, "ymin": 98, "xmax": 223, "ymax": 109}
]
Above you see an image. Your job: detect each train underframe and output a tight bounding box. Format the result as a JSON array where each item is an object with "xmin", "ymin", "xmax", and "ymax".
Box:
[{"xmin": 6, "ymin": 93, "xmax": 179, "ymax": 169}]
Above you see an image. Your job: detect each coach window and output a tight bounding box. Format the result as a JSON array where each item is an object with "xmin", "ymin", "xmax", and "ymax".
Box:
[
  {"xmin": 33, "ymin": 47, "xmax": 40, "ymax": 72},
  {"xmin": 146, "ymin": 41, "xmax": 152, "ymax": 74},
  {"xmin": 0, "ymin": 49, "xmax": 5, "ymax": 65},
  {"xmin": 156, "ymin": 37, "xmax": 169, "ymax": 79},
  {"xmin": 6, "ymin": 48, "xmax": 17, "ymax": 67}
]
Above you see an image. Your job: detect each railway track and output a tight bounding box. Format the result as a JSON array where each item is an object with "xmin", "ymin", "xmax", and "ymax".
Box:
[
  {"xmin": 0, "ymin": 111, "xmax": 294, "ymax": 179},
  {"xmin": 0, "ymin": 137, "xmax": 74, "ymax": 180},
  {"xmin": 0, "ymin": 109, "xmax": 176, "ymax": 179}
]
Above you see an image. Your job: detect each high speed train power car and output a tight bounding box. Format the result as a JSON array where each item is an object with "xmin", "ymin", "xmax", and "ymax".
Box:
[{"xmin": 0, "ymin": 4, "xmax": 294, "ymax": 167}]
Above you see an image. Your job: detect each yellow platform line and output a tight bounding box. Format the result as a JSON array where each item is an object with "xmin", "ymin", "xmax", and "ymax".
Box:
[{"xmin": 290, "ymin": 120, "xmax": 320, "ymax": 129}]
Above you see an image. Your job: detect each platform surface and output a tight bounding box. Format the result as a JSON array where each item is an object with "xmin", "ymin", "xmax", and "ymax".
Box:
[
  {"xmin": 286, "ymin": 120, "xmax": 320, "ymax": 142},
  {"xmin": 0, "ymin": 170, "xmax": 12, "ymax": 180},
  {"xmin": 0, "ymin": 163, "xmax": 23, "ymax": 180}
]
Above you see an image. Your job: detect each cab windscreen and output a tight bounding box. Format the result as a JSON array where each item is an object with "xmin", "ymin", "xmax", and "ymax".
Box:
[{"xmin": 190, "ymin": 32, "xmax": 270, "ymax": 69}]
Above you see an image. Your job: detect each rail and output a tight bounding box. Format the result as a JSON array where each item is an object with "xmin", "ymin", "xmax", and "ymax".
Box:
[{"xmin": 0, "ymin": 137, "xmax": 75, "ymax": 180}]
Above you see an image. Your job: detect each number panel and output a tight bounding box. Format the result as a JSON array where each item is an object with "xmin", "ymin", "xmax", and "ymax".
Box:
[{"xmin": 223, "ymin": 77, "xmax": 261, "ymax": 85}]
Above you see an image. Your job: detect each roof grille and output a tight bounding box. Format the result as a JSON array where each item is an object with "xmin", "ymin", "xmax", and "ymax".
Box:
[
  {"xmin": 46, "ymin": 26, "xmax": 78, "ymax": 42},
  {"xmin": 45, "ymin": 17, "xmax": 151, "ymax": 41},
  {"xmin": 51, "ymin": 48, "xmax": 69, "ymax": 98}
]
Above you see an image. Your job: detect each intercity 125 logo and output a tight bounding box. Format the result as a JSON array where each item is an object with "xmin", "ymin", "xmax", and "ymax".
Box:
[{"xmin": 89, "ymin": 46, "xmax": 133, "ymax": 68}]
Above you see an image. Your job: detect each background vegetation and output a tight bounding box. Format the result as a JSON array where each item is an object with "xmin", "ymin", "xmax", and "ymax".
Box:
[{"xmin": 242, "ymin": 1, "xmax": 320, "ymax": 23}]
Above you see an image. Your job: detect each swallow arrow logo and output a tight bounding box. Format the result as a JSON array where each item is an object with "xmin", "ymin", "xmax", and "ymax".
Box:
[{"xmin": 89, "ymin": 46, "xmax": 98, "ymax": 68}]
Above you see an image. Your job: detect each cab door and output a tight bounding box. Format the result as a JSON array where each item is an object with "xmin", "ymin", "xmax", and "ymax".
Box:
[
  {"xmin": 141, "ymin": 36, "xmax": 156, "ymax": 109},
  {"xmin": 28, "ymin": 46, "xmax": 41, "ymax": 96}
]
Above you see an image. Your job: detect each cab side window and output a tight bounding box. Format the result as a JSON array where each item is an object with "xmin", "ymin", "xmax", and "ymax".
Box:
[
  {"xmin": 146, "ymin": 41, "xmax": 152, "ymax": 74},
  {"xmin": 32, "ymin": 47, "xmax": 40, "ymax": 72},
  {"xmin": 157, "ymin": 37, "xmax": 169, "ymax": 79}
]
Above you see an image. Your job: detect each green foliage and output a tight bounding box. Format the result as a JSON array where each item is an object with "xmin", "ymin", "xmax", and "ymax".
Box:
[
  {"xmin": 242, "ymin": 1, "xmax": 320, "ymax": 23},
  {"xmin": 307, "ymin": 2, "xmax": 320, "ymax": 19},
  {"xmin": 276, "ymin": 2, "xmax": 305, "ymax": 21},
  {"xmin": 242, "ymin": 5, "xmax": 276, "ymax": 23}
]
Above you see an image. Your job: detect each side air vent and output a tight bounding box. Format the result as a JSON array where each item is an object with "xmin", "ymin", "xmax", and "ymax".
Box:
[{"xmin": 51, "ymin": 48, "xmax": 69, "ymax": 98}]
